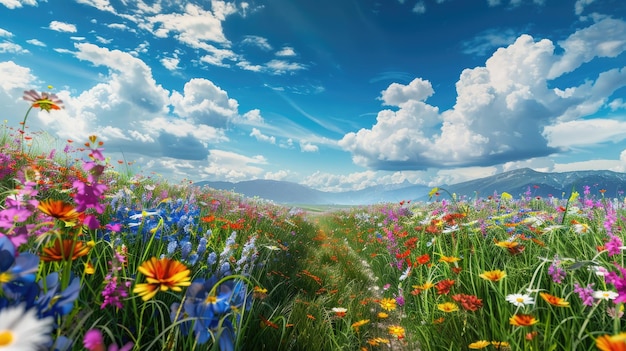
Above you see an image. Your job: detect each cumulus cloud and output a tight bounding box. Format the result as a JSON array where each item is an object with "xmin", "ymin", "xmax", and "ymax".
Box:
[
  {"xmin": 0, "ymin": 42, "xmax": 27, "ymax": 54},
  {"xmin": 49, "ymin": 21, "xmax": 77, "ymax": 33},
  {"xmin": 170, "ymin": 78, "xmax": 239, "ymax": 128},
  {"xmin": 0, "ymin": 61, "xmax": 34, "ymax": 92},
  {"xmin": 241, "ymin": 35, "xmax": 272, "ymax": 50},
  {"xmin": 26, "ymin": 38, "xmax": 45, "ymax": 46},
  {"xmin": 300, "ymin": 141, "xmax": 318, "ymax": 152},
  {"xmin": 199, "ymin": 149, "xmax": 267, "ymax": 181},
  {"xmin": 543, "ymin": 119, "xmax": 626, "ymax": 147},
  {"xmin": 339, "ymin": 18, "xmax": 626, "ymax": 171},
  {"xmin": 160, "ymin": 56, "xmax": 179, "ymax": 70},
  {"xmin": 275, "ymin": 46, "xmax": 296, "ymax": 57}
]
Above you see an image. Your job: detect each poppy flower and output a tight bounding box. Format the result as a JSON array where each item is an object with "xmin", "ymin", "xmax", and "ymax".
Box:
[
  {"xmin": 133, "ymin": 257, "xmax": 191, "ymax": 301},
  {"xmin": 41, "ymin": 238, "xmax": 90, "ymax": 262}
]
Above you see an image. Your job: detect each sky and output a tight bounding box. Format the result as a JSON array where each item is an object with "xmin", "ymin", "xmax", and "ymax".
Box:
[{"xmin": 1, "ymin": 0, "xmax": 626, "ymax": 192}]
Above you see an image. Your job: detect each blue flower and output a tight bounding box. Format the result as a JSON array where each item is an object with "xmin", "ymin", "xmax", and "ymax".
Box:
[
  {"xmin": 0, "ymin": 234, "xmax": 39, "ymax": 298},
  {"xmin": 36, "ymin": 272, "xmax": 81, "ymax": 319}
]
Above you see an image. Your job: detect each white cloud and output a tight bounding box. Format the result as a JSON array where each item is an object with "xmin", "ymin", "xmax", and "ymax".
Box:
[
  {"xmin": 236, "ymin": 109, "xmax": 264, "ymax": 125},
  {"xmin": 300, "ymin": 141, "xmax": 318, "ymax": 152},
  {"xmin": 170, "ymin": 78, "xmax": 239, "ymax": 127},
  {"xmin": 549, "ymin": 17, "xmax": 626, "ymax": 79},
  {"xmin": 412, "ymin": 1, "xmax": 426, "ymax": 13},
  {"xmin": 0, "ymin": 61, "xmax": 35, "ymax": 92},
  {"xmin": 199, "ymin": 149, "xmax": 267, "ymax": 181},
  {"xmin": 241, "ymin": 35, "xmax": 272, "ymax": 50},
  {"xmin": 0, "ymin": 42, "xmax": 27, "ymax": 54},
  {"xmin": 0, "ymin": 0, "xmax": 36, "ymax": 9},
  {"xmin": 96, "ymin": 36, "xmax": 112, "ymax": 44},
  {"xmin": 49, "ymin": 21, "xmax": 77, "ymax": 33},
  {"xmin": 26, "ymin": 38, "xmax": 45, "ymax": 47},
  {"xmin": 250, "ymin": 128, "xmax": 276, "ymax": 144},
  {"xmin": 264, "ymin": 169, "xmax": 290, "ymax": 181},
  {"xmin": 0, "ymin": 28, "xmax": 11, "ymax": 37},
  {"xmin": 462, "ymin": 28, "xmax": 518, "ymax": 56},
  {"xmin": 265, "ymin": 59, "xmax": 307, "ymax": 75},
  {"xmin": 276, "ymin": 46, "xmax": 296, "ymax": 57},
  {"xmin": 75, "ymin": 0, "xmax": 116, "ymax": 13},
  {"xmin": 574, "ymin": 0, "xmax": 596, "ymax": 15},
  {"xmin": 160, "ymin": 56, "xmax": 179, "ymax": 70},
  {"xmin": 543, "ymin": 119, "xmax": 626, "ymax": 147},
  {"xmin": 339, "ymin": 19, "xmax": 626, "ymax": 171},
  {"xmin": 609, "ymin": 98, "xmax": 626, "ymax": 110}
]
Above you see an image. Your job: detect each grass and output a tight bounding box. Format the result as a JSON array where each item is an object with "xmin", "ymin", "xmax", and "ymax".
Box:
[{"xmin": 1, "ymin": 93, "xmax": 625, "ymax": 350}]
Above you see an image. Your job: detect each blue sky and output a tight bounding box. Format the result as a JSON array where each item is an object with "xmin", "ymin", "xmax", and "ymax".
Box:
[{"xmin": 1, "ymin": 0, "xmax": 626, "ymax": 191}]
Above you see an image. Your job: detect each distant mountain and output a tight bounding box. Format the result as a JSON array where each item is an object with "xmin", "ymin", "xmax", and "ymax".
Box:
[
  {"xmin": 439, "ymin": 168, "xmax": 626, "ymax": 200},
  {"xmin": 194, "ymin": 168, "xmax": 626, "ymax": 205},
  {"xmin": 193, "ymin": 179, "xmax": 429, "ymax": 205}
]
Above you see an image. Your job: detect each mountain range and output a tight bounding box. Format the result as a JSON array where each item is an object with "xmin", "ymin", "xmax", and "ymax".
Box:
[{"xmin": 194, "ymin": 168, "xmax": 626, "ymax": 205}]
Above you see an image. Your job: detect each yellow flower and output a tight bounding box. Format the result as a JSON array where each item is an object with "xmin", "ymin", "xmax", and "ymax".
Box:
[
  {"xmin": 468, "ymin": 340, "xmax": 490, "ymax": 349},
  {"xmin": 133, "ymin": 257, "xmax": 191, "ymax": 301},
  {"xmin": 509, "ymin": 314, "xmax": 538, "ymax": 327},
  {"xmin": 380, "ymin": 298, "xmax": 397, "ymax": 311},
  {"xmin": 367, "ymin": 338, "xmax": 390, "ymax": 346},
  {"xmin": 84, "ymin": 262, "xmax": 95, "ymax": 275},
  {"xmin": 429, "ymin": 187, "xmax": 439, "ymax": 198},
  {"xmin": 377, "ymin": 312, "xmax": 389, "ymax": 319},
  {"xmin": 539, "ymin": 292, "xmax": 570, "ymax": 307},
  {"xmin": 479, "ymin": 270, "xmax": 507, "ymax": 282},
  {"xmin": 500, "ymin": 192, "xmax": 513, "ymax": 201},
  {"xmin": 491, "ymin": 341, "xmax": 510, "ymax": 348},
  {"xmin": 439, "ymin": 255, "xmax": 461, "ymax": 263},
  {"xmin": 595, "ymin": 332, "xmax": 626, "ymax": 351},
  {"xmin": 388, "ymin": 325, "xmax": 405, "ymax": 339},
  {"xmin": 437, "ymin": 302, "xmax": 459, "ymax": 312},
  {"xmin": 495, "ymin": 241, "xmax": 519, "ymax": 248},
  {"xmin": 413, "ymin": 282, "xmax": 434, "ymax": 290}
]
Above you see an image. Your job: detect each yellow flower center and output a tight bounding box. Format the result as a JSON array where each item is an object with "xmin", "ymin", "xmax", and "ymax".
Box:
[
  {"xmin": 205, "ymin": 295, "xmax": 217, "ymax": 304},
  {"xmin": 516, "ymin": 297, "xmax": 524, "ymax": 303},
  {"xmin": 0, "ymin": 330, "xmax": 13, "ymax": 346},
  {"xmin": 0, "ymin": 272, "xmax": 12, "ymax": 283}
]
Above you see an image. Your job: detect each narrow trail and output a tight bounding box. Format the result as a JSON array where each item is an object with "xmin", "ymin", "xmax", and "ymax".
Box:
[{"xmin": 312, "ymin": 214, "xmax": 416, "ymax": 351}]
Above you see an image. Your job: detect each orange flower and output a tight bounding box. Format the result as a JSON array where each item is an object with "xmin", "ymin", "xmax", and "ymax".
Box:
[
  {"xmin": 539, "ymin": 292, "xmax": 570, "ymax": 307},
  {"xmin": 596, "ymin": 333, "xmax": 626, "ymax": 351},
  {"xmin": 479, "ymin": 270, "xmax": 507, "ymax": 282},
  {"xmin": 331, "ymin": 307, "xmax": 347, "ymax": 318},
  {"xmin": 41, "ymin": 238, "xmax": 90, "ymax": 262},
  {"xmin": 435, "ymin": 279, "xmax": 455, "ymax": 295},
  {"xmin": 38, "ymin": 199, "xmax": 81, "ymax": 226},
  {"xmin": 351, "ymin": 319, "xmax": 369, "ymax": 331},
  {"xmin": 388, "ymin": 325, "xmax": 405, "ymax": 339},
  {"xmin": 416, "ymin": 253, "xmax": 430, "ymax": 265},
  {"xmin": 133, "ymin": 257, "xmax": 191, "ymax": 301},
  {"xmin": 495, "ymin": 240, "xmax": 518, "ymax": 248},
  {"xmin": 23, "ymin": 89, "xmax": 63, "ymax": 112},
  {"xmin": 509, "ymin": 314, "xmax": 538, "ymax": 327},
  {"xmin": 439, "ymin": 255, "xmax": 460, "ymax": 263}
]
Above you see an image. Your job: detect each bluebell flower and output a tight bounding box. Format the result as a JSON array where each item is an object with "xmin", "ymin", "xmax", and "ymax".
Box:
[
  {"xmin": 207, "ymin": 252, "xmax": 217, "ymax": 266},
  {"xmin": 181, "ymin": 241, "xmax": 192, "ymax": 260},
  {"xmin": 197, "ymin": 237, "xmax": 207, "ymax": 256}
]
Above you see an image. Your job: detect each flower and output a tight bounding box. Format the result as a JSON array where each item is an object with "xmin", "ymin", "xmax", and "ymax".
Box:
[
  {"xmin": 479, "ymin": 270, "xmax": 507, "ymax": 282},
  {"xmin": 331, "ymin": 307, "xmax": 347, "ymax": 318},
  {"xmin": 595, "ymin": 332, "xmax": 626, "ymax": 351},
  {"xmin": 452, "ymin": 294, "xmax": 483, "ymax": 311},
  {"xmin": 0, "ymin": 304, "xmax": 54, "ymax": 349},
  {"xmin": 37, "ymin": 199, "xmax": 80, "ymax": 227},
  {"xmin": 437, "ymin": 302, "xmax": 459, "ymax": 312},
  {"xmin": 133, "ymin": 257, "xmax": 192, "ymax": 301},
  {"xmin": 380, "ymin": 297, "xmax": 396, "ymax": 311},
  {"xmin": 491, "ymin": 341, "xmax": 510, "ymax": 348},
  {"xmin": 416, "ymin": 253, "xmax": 430, "ymax": 264},
  {"xmin": 377, "ymin": 312, "xmax": 389, "ymax": 319},
  {"xmin": 539, "ymin": 292, "xmax": 570, "ymax": 307},
  {"xmin": 574, "ymin": 283, "xmax": 595, "ymax": 306},
  {"xmin": 388, "ymin": 325, "xmax": 405, "ymax": 339},
  {"xmin": 40, "ymin": 238, "xmax": 90, "ymax": 262},
  {"xmin": 468, "ymin": 340, "xmax": 490, "ymax": 349},
  {"xmin": 351, "ymin": 319, "xmax": 370, "ymax": 331},
  {"xmin": 593, "ymin": 290, "xmax": 619, "ymax": 301},
  {"xmin": 509, "ymin": 313, "xmax": 538, "ymax": 327},
  {"xmin": 23, "ymin": 89, "xmax": 63, "ymax": 112},
  {"xmin": 435, "ymin": 279, "xmax": 455, "ymax": 295},
  {"xmin": 505, "ymin": 293, "xmax": 535, "ymax": 307},
  {"xmin": 83, "ymin": 328, "xmax": 133, "ymax": 351},
  {"xmin": 439, "ymin": 255, "xmax": 460, "ymax": 263}
]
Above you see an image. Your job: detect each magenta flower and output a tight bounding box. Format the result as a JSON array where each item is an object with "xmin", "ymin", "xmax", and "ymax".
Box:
[
  {"xmin": 573, "ymin": 282, "xmax": 595, "ymax": 307},
  {"xmin": 83, "ymin": 328, "xmax": 133, "ymax": 351},
  {"xmin": 606, "ymin": 234, "xmax": 624, "ymax": 257},
  {"xmin": 605, "ymin": 264, "xmax": 626, "ymax": 304}
]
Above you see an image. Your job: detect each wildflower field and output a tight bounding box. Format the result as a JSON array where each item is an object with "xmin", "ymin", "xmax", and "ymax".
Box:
[{"xmin": 1, "ymin": 90, "xmax": 625, "ymax": 350}]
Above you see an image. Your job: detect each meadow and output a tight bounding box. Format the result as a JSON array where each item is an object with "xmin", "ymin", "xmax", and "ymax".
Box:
[{"xmin": 0, "ymin": 89, "xmax": 625, "ymax": 350}]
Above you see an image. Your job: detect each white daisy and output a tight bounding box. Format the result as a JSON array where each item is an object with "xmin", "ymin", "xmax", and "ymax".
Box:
[
  {"xmin": 505, "ymin": 293, "xmax": 535, "ymax": 307},
  {"xmin": 593, "ymin": 290, "xmax": 619, "ymax": 301},
  {"xmin": 0, "ymin": 304, "xmax": 53, "ymax": 350}
]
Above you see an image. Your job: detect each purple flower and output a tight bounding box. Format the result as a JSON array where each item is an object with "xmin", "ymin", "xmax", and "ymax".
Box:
[
  {"xmin": 606, "ymin": 234, "xmax": 624, "ymax": 257},
  {"xmin": 573, "ymin": 282, "xmax": 595, "ymax": 307},
  {"xmin": 548, "ymin": 257, "xmax": 566, "ymax": 284},
  {"xmin": 101, "ymin": 275, "xmax": 130, "ymax": 310},
  {"xmin": 605, "ymin": 264, "xmax": 626, "ymax": 304}
]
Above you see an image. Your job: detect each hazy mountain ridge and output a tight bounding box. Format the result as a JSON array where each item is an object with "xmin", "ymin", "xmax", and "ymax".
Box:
[{"xmin": 194, "ymin": 168, "xmax": 626, "ymax": 205}]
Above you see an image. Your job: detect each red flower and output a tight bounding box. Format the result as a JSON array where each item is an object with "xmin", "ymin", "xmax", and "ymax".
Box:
[
  {"xmin": 416, "ymin": 254, "xmax": 430, "ymax": 265},
  {"xmin": 452, "ymin": 294, "xmax": 483, "ymax": 311},
  {"xmin": 435, "ymin": 279, "xmax": 455, "ymax": 295}
]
